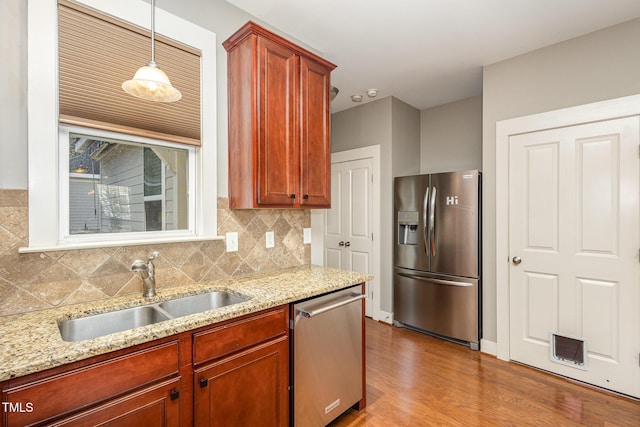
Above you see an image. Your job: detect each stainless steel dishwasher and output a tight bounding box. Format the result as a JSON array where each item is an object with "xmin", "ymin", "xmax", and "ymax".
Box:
[{"xmin": 291, "ymin": 285, "xmax": 365, "ymax": 426}]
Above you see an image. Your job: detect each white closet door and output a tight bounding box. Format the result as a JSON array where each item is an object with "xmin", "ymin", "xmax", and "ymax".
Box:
[
  {"xmin": 509, "ymin": 116, "xmax": 640, "ymax": 397},
  {"xmin": 324, "ymin": 158, "xmax": 373, "ymax": 316}
]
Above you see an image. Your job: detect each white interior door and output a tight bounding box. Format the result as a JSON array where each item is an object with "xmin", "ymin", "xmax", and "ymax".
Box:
[
  {"xmin": 324, "ymin": 158, "xmax": 374, "ymax": 316},
  {"xmin": 509, "ymin": 116, "xmax": 640, "ymax": 397}
]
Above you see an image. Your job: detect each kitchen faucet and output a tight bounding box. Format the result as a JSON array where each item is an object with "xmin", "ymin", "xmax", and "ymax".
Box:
[{"xmin": 130, "ymin": 251, "xmax": 159, "ymax": 298}]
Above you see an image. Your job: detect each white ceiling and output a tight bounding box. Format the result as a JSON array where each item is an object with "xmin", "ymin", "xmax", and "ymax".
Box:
[{"xmin": 225, "ymin": 0, "xmax": 640, "ymax": 113}]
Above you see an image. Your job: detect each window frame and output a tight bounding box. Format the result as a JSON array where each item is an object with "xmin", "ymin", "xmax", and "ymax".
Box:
[{"xmin": 23, "ymin": 0, "xmax": 219, "ymax": 252}]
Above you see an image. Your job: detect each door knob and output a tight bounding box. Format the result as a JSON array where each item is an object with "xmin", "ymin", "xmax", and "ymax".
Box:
[
  {"xmin": 512, "ymin": 256, "xmax": 522, "ymax": 265},
  {"xmin": 345, "ymin": 242, "xmax": 351, "ymax": 247},
  {"xmin": 339, "ymin": 241, "xmax": 345, "ymax": 247}
]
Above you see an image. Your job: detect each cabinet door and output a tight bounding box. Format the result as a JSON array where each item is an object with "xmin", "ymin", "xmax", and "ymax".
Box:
[
  {"xmin": 256, "ymin": 36, "xmax": 299, "ymax": 206},
  {"xmin": 299, "ymin": 56, "xmax": 332, "ymax": 207},
  {"xmin": 47, "ymin": 378, "xmax": 181, "ymax": 427},
  {"xmin": 194, "ymin": 337, "xmax": 289, "ymax": 427}
]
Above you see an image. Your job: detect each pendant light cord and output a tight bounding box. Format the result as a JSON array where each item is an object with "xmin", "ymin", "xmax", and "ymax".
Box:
[{"xmin": 150, "ymin": 0, "xmax": 156, "ymax": 66}]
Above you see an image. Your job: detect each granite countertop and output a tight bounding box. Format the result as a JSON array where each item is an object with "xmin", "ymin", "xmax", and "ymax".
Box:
[{"xmin": 0, "ymin": 265, "xmax": 372, "ymax": 382}]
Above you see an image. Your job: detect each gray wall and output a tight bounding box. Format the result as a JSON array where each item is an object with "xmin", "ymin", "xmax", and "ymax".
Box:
[
  {"xmin": 0, "ymin": 0, "xmax": 27, "ymax": 189},
  {"xmin": 331, "ymin": 97, "xmax": 393, "ymax": 153},
  {"xmin": 0, "ymin": 0, "xmax": 318, "ymax": 194},
  {"xmin": 331, "ymin": 96, "xmax": 420, "ymax": 313},
  {"xmin": 482, "ymin": 17, "xmax": 640, "ymax": 343},
  {"xmin": 421, "ymin": 95, "xmax": 482, "ymax": 173},
  {"xmin": 392, "ymin": 97, "xmax": 422, "ymax": 178}
]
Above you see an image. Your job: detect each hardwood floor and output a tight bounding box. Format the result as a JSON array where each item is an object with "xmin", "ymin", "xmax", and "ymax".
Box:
[{"xmin": 331, "ymin": 319, "xmax": 639, "ymax": 426}]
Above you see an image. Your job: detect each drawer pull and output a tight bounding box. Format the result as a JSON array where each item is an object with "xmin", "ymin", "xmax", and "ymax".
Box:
[
  {"xmin": 200, "ymin": 378, "xmax": 209, "ymax": 388},
  {"xmin": 170, "ymin": 389, "xmax": 180, "ymax": 400}
]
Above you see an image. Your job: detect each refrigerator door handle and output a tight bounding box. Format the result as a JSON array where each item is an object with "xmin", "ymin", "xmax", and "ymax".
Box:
[
  {"xmin": 423, "ymin": 186, "xmax": 430, "ymax": 255},
  {"xmin": 429, "ymin": 186, "xmax": 437, "ymax": 256},
  {"xmin": 397, "ymin": 272, "xmax": 473, "ymax": 287}
]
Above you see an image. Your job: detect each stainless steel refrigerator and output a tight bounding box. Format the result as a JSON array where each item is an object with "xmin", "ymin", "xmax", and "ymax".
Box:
[{"xmin": 393, "ymin": 170, "xmax": 481, "ymax": 350}]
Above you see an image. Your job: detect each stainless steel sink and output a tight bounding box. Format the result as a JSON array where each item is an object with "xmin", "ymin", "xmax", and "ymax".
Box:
[
  {"xmin": 158, "ymin": 291, "xmax": 248, "ymax": 318},
  {"xmin": 59, "ymin": 291, "xmax": 250, "ymax": 342},
  {"xmin": 59, "ymin": 306, "xmax": 170, "ymax": 342}
]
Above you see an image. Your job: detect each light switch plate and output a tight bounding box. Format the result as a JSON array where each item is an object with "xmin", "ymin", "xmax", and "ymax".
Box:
[
  {"xmin": 303, "ymin": 228, "xmax": 312, "ymax": 244},
  {"xmin": 226, "ymin": 232, "xmax": 238, "ymax": 252},
  {"xmin": 265, "ymin": 231, "xmax": 275, "ymax": 248}
]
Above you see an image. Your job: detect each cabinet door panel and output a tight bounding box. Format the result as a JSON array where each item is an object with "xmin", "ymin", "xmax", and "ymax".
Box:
[
  {"xmin": 299, "ymin": 57, "xmax": 331, "ymax": 207},
  {"xmin": 257, "ymin": 37, "xmax": 298, "ymax": 206},
  {"xmin": 194, "ymin": 337, "xmax": 289, "ymax": 427}
]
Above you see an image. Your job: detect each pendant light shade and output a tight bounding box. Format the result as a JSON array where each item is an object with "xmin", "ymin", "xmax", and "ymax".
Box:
[
  {"xmin": 122, "ymin": 61, "xmax": 182, "ymax": 102},
  {"xmin": 122, "ymin": 0, "xmax": 181, "ymax": 102}
]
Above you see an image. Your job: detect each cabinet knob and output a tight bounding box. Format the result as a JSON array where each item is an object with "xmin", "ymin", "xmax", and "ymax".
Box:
[
  {"xmin": 290, "ymin": 194, "xmax": 296, "ymax": 199},
  {"xmin": 345, "ymin": 242, "xmax": 351, "ymax": 247},
  {"xmin": 339, "ymin": 241, "xmax": 345, "ymax": 247},
  {"xmin": 200, "ymin": 378, "xmax": 209, "ymax": 388},
  {"xmin": 303, "ymin": 194, "xmax": 309, "ymax": 199},
  {"xmin": 170, "ymin": 389, "xmax": 180, "ymax": 400}
]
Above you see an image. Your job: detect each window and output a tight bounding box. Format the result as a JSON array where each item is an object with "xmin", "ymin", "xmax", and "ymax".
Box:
[
  {"xmin": 24, "ymin": 0, "xmax": 218, "ymax": 252},
  {"xmin": 64, "ymin": 127, "xmax": 192, "ymax": 240}
]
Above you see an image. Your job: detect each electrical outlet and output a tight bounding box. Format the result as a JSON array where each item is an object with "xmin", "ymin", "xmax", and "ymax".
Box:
[
  {"xmin": 303, "ymin": 228, "xmax": 312, "ymax": 244},
  {"xmin": 265, "ymin": 231, "xmax": 275, "ymax": 248},
  {"xmin": 226, "ymin": 232, "xmax": 238, "ymax": 252}
]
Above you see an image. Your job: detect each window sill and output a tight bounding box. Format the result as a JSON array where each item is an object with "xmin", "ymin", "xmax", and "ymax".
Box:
[{"xmin": 19, "ymin": 235, "xmax": 225, "ymax": 254}]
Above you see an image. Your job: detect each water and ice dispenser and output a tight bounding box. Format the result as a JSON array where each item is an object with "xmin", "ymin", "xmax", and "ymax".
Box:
[{"xmin": 397, "ymin": 211, "xmax": 419, "ymax": 245}]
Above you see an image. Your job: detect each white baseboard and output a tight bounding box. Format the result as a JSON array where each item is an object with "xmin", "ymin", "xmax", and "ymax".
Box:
[
  {"xmin": 378, "ymin": 311, "xmax": 393, "ymax": 325},
  {"xmin": 481, "ymin": 339, "xmax": 497, "ymax": 356}
]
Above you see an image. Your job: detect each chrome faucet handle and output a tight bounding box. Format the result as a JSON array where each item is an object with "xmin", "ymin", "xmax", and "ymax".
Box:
[
  {"xmin": 130, "ymin": 259, "xmax": 149, "ymax": 272},
  {"xmin": 147, "ymin": 252, "xmax": 159, "ymax": 276}
]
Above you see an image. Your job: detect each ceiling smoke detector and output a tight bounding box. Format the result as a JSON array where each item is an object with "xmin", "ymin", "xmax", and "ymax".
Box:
[{"xmin": 366, "ymin": 88, "xmax": 378, "ymax": 98}]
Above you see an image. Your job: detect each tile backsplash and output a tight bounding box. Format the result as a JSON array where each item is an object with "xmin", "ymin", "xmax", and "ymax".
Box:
[{"xmin": 0, "ymin": 189, "xmax": 310, "ymax": 316}]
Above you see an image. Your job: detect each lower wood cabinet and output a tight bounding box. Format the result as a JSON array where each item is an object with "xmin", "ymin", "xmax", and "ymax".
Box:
[
  {"xmin": 194, "ymin": 337, "xmax": 289, "ymax": 427},
  {"xmin": 2, "ymin": 341, "xmax": 181, "ymax": 427},
  {"xmin": 0, "ymin": 306, "xmax": 289, "ymax": 427},
  {"xmin": 192, "ymin": 306, "xmax": 289, "ymax": 426}
]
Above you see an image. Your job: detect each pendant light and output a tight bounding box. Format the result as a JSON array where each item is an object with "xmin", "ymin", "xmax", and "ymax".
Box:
[{"xmin": 122, "ymin": 0, "xmax": 182, "ymax": 102}]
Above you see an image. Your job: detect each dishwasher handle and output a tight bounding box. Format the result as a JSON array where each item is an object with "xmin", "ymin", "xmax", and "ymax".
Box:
[{"xmin": 298, "ymin": 293, "xmax": 366, "ymax": 318}]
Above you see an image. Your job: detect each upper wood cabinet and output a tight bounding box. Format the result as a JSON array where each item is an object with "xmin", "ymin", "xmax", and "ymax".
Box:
[{"xmin": 223, "ymin": 22, "xmax": 336, "ymax": 208}]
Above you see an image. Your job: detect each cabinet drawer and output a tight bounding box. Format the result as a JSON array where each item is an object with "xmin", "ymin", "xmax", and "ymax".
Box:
[
  {"xmin": 193, "ymin": 307, "xmax": 287, "ymax": 365},
  {"xmin": 3, "ymin": 341, "xmax": 179, "ymax": 426}
]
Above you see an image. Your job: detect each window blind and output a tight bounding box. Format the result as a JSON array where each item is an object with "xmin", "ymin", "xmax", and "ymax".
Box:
[{"xmin": 58, "ymin": 0, "xmax": 202, "ymax": 146}]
